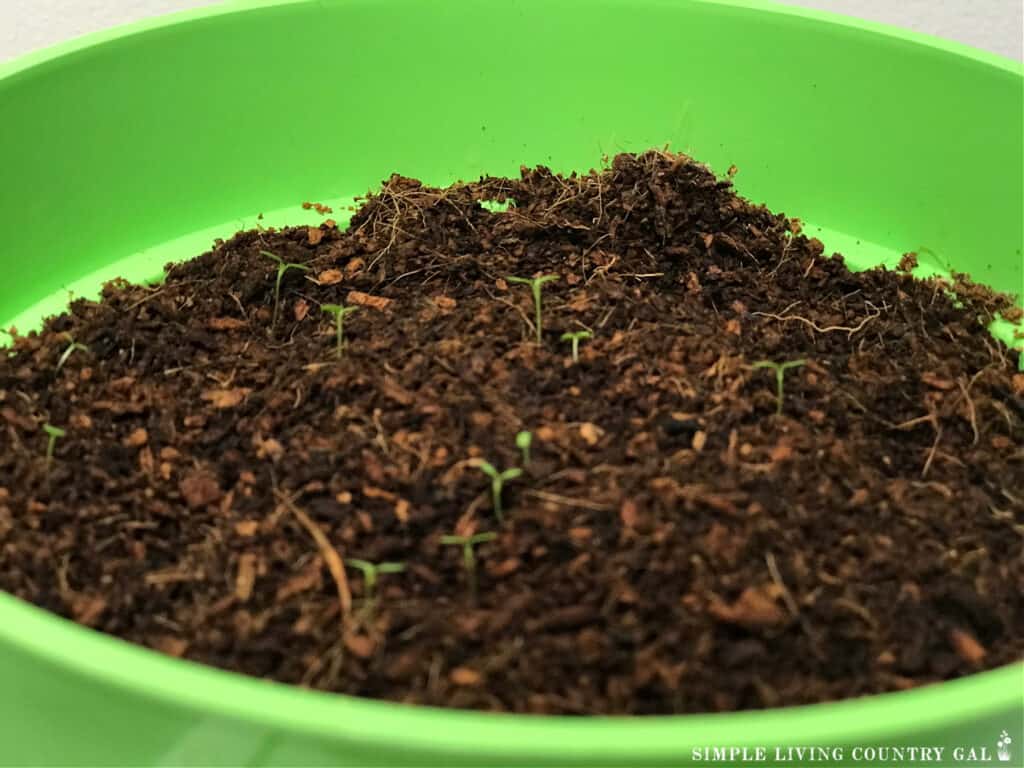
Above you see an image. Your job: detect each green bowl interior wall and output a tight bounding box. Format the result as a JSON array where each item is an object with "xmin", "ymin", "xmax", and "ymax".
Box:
[
  {"xmin": 1, "ymin": 0, "xmax": 1022, "ymax": 329},
  {"xmin": 0, "ymin": 0, "xmax": 1021, "ymax": 765}
]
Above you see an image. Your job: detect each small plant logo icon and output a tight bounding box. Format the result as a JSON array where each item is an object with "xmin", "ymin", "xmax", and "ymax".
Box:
[{"xmin": 997, "ymin": 730, "xmax": 1012, "ymax": 763}]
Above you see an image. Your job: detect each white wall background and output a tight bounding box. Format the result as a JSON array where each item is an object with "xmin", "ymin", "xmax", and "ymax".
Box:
[
  {"xmin": 787, "ymin": 0, "xmax": 1022, "ymax": 60},
  {"xmin": 0, "ymin": 0, "xmax": 1021, "ymax": 63}
]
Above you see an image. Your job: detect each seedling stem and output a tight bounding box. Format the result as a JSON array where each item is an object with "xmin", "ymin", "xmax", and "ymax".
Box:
[
  {"xmin": 752, "ymin": 359, "xmax": 807, "ymax": 415},
  {"xmin": 560, "ymin": 330, "xmax": 592, "ymax": 363},
  {"xmin": 440, "ymin": 532, "xmax": 496, "ymax": 602},
  {"xmin": 472, "ymin": 459, "xmax": 522, "ymax": 522},
  {"xmin": 345, "ymin": 558, "xmax": 405, "ymax": 605},
  {"xmin": 43, "ymin": 424, "xmax": 65, "ymax": 465},
  {"xmin": 261, "ymin": 250, "xmax": 311, "ymax": 327},
  {"xmin": 515, "ymin": 431, "xmax": 532, "ymax": 466},
  {"xmin": 56, "ymin": 335, "xmax": 89, "ymax": 373},
  {"xmin": 507, "ymin": 274, "xmax": 558, "ymax": 345},
  {"xmin": 322, "ymin": 304, "xmax": 359, "ymax": 358}
]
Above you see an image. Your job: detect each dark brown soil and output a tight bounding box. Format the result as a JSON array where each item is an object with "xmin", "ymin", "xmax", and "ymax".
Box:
[{"xmin": 1, "ymin": 151, "xmax": 1022, "ymax": 715}]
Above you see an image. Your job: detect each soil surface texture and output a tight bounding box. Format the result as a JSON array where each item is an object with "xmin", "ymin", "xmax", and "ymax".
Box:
[{"xmin": 1, "ymin": 151, "xmax": 1022, "ymax": 715}]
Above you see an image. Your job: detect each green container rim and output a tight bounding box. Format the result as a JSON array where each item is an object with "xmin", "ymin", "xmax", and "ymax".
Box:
[
  {"xmin": 3, "ymin": 591, "xmax": 1021, "ymax": 759},
  {"xmin": 1, "ymin": 1, "xmax": 1021, "ymax": 762}
]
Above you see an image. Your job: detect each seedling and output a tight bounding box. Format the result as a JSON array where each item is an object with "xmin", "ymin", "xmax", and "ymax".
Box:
[
  {"xmin": 55, "ymin": 335, "xmax": 89, "ymax": 373},
  {"xmin": 560, "ymin": 330, "xmax": 592, "ymax": 363},
  {"xmin": 472, "ymin": 459, "xmax": 522, "ymax": 522},
  {"xmin": 261, "ymin": 250, "xmax": 311, "ymax": 326},
  {"xmin": 43, "ymin": 424, "xmax": 65, "ymax": 465},
  {"xmin": 507, "ymin": 274, "xmax": 558, "ymax": 345},
  {"xmin": 345, "ymin": 558, "xmax": 405, "ymax": 604},
  {"xmin": 321, "ymin": 303, "xmax": 359, "ymax": 358},
  {"xmin": 515, "ymin": 430, "xmax": 533, "ymax": 466},
  {"xmin": 440, "ymin": 532, "xmax": 497, "ymax": 602},
  {"xmin": 752, "ymin": 359, "xmax": 807, "ymax": 416}
]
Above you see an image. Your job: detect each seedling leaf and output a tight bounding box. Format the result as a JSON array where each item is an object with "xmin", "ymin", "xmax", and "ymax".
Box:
[
  {"xmin": 508, "ymin": 274, "xmax": 559, "ymax": 345},
  {"xmin": 752, "ymin": 359, "xmax": 807, "ymax": 415},
  {"xmin": 560, "ymin": 330, "xmax": 593, "ymax": 363}
]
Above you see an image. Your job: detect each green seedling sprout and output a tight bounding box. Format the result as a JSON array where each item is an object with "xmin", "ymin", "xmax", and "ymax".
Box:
[
  {"xmin": 472, "ymin": 459, "xmax": 522, "ymax": 523},
  {"xmin": 345, "ymin": 558, "xmax": 405, "ymax": 604},
  {"xmin": 752, "ymin": 359, "xmax": 807, "ymax": 416},
  {"xmin": 55, "ymin": 335, "xmax": 89, "ymax": 374},
  {"xmin": 507, "ymin": 274, "xmax": 559, "ymax": 345},
  {"xmin": 43, "ymin": 424, "xmax": 65, "ymax": 465},
  {"xmin": 321, "ymin": 303, "xmax": 359, "ymax": 358},
  {"xmin": 261, "ymin": 250, "xmax": 311, "ymax": 326},
  {"xmin": 560, "ymin": 330, "xmax": 592, "ymax": 363},
  {"xmin": 440, "ymin": 532, "xmax": 497, "ymax": 602},
  {"xmin": 515, "ymin": 430, "xmax": 533, "ymax": 466}
]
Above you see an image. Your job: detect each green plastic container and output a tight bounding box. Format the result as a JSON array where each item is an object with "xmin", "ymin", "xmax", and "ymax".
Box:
[{"xmin": 0, "ymin": 1, "xmax": 1021, "ymax": 765}]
